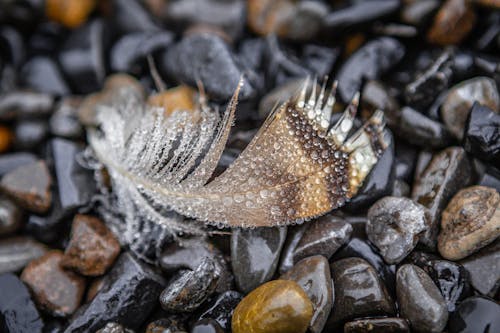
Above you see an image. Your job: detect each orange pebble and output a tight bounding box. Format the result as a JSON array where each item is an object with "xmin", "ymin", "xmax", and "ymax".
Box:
[
  {"xmin": 46, "ymin": 0, "xmax": 97, "ymax": 28},
  {"xmin": 0, "ymin": 126, "xmax": 13, "ymax": 154}
]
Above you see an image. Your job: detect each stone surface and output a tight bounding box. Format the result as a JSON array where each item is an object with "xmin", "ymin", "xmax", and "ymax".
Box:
[
  {"xmin": 191, "ymin": 319, "xmax": 224, "ymax": 333},
  {"xmin": 448, "ymin": 296, "xmax": 500, "ymax": 333},
  {"xmin": 0, "ymin": 196, "xmax": 22, "ymax": 236},
  {"xmin": 438, "ymin": 186, "xmax": 500, "ymax": 260},
  {"xmin": 344, "ymin": 317, "xmax": 410, "ymax": 333},
  {"xmin": 196, "ymin": 290, "xmax": 242, "ymax": 331},
  {"xmin": 21, "ymin": 250, "xmax": 86, "ymax": 317},
  {"xmin": 367, "ymin": 196, "xmax": 429, "ymax": 264},
  {"xmin": 0, "ymin": 273, "xmax": 44, "ymax": 333},
  {"xmin": 63, "ymin": 252, "xmax": 166, "ymax": 332},
  {"xmin": 278, "ymin": 224, "xmax": 308, "ymax": 274},
  {"xmin": 62, "ymin": 214, "xmax": 121, "ymax": 276},
  {"xmin": 232, "ymin": 279, "xmax": 313, "ymax": 333},
  {"xmin": 396, "ymin": 264, "xmax": 448, "ymax": 333},
  {"xmin": 0, "ymin": 236, "xmax": 47, "ymax": 274},
  {"xmin": 281, "ymin": 255, "xmax": 333, "ymax": 333},
  {"xmin": 427, "ymin": 0, "xmax": 476, "ymax": 45},
  {"xmin": 460, "ymin": 240, "xmax": 500, "ymax": 297},
  {"xmin": 231, "ymin": 226, "xmax": 287, "ymax": 293},
  {"xmin": 464, "ymin": 103, "xmax": 500, "ymax": 165},
  {"xmin": 0, "ymin": 160, "xmax": 52, "ymax": 214}
]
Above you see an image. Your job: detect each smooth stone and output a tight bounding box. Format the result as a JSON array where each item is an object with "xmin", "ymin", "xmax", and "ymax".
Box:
[
  {"xmin": 49, "ymin": 98, "xmax": 84, "ymax": 139},
  {"xmin": 162, "ymin": 33, "xmax": 254, "ymax": 101},
  {"xmin": 441, "ymin": 77, "xmax": 499, "ymax": 140},
  {"xmin": 20, "ymin": 56, "xmax": 70, "ymax": 95},
  {"xmin": 278, "ymin": 224, "xmax": 308, "ymax": 274},
  {"xmin": 0, "ymin": 152, "xmax": 37, "ymax": 177},
  {"xmin": 196, "ymin": 290, "xmax": 242, "ymax": 331},
  {"xmin": 281, "ymin": 255, "xmax": 333, "ymax": 333},
  {"xmin": 411, "ymin": 147, "xmax": 472, "ymax": 249},
  {"xmin": 191, "ymin": 319, "xmax": 224, "ymax": 333},
  {"xmin": 160, "ymin": 257, "xmax": 220, "ymax": 313},
  {"xmin": 13, "ymin": 119, "xmax": 49, "ymax": 150},
  {"xmin": 293, "ymin": 215, "xmax": 352, "ymax": 264},
  {"xmin": 448, "ymin": 296, "xmax": 500, "ymax": 333},
  {"xmin": 427, "ymin": 0, "xmax": 476, "ymax": 45},
  {"xmin": 337, "ymin": 37, "xmax": 405, "ymax": 103},
  {"xmin": 367, "ymin": 196, "xmax": 429, "ymax": 264},
  {"xmin": 438, "ymin": 186, "xmax": 500, "ymax": 260},
  {"xmin": 0, "ymin": 196, "xmax": 22, "ymax": 236},
  {"xmin": 112, "ymin": 0, "xmax": 161, "ymax": 33},
  {"xmin": 231, "ymin": 226, "xmax": 287, "ymax": 293},
  {"xmin": 21, "ymin": 250, "xmax": 86, "ymax": 317},
  {"xmin": 0, "ymin": 160, "xmax": 52, "ymax": 214},
  {"xmin": 64, "ymin": 252, "xmax": 166, "ymax": 332},
  {"xmin": 397, "ymin": 264, "xmax": 448, "ymax": 333},
  {"xmin": 460, "ymin": 240, "xmax": 500, "ymax": 297},
  {"xmin": 0, "ymin": 273, "xmax": 43, "ymax": 333},
  {"xmin": 0, "ymin": 91, "xmax": 53, "ymax": 120},
  {"xmin": 232, "ymin": 280, "xmax": 313, "ymax": 333},
  {"xmin": 62, "ymin": 214, "xmax": 121, "ymax": 276},
  {"xmin": 464, "ymin": 103, "xmax": 500, "ymax": 165},
  {"xmin": 95, "ymin": 322, "xmax": 135, "ymax": 333},
  {"xmin": 46, "ymin": 0, "xmax": 97, "ymax": 28},
  {"xmin": 344, "ymin": 317, "xmax": 410, "ymax": 333},
  {"xmin": 0, "ymin": 236, "xmax": 47, "ymax": 274}
]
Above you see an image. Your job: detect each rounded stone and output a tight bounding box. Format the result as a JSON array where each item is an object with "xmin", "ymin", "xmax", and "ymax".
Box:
[
  {"xmin": 232, "ymin": 280, "xmax": 313, "ymax": 333},
  {"xmin": 438, "ymin": 186, "xmax": 500, "ymax": 260}
]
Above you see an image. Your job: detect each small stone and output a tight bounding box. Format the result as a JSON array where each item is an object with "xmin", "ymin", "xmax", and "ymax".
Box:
[
  {"xmin": 21, "ymin": 250, "xmax": 86, "ymax": 317},
  {"xmin": 438, "ymin": 186, "xmax": 500, "ymax": 260},
  {"xmin": 281, "ymin": 255, "xmax": 333, "ymax": 333},
  {"xmin": 344, "ymin": 318, "xmax": 410, "ymax": 333},
  {"xmin": 160, "ymin": 257, "xmax": 220, "ymax": 313},
  {"xmin": 96, "ymin": 323, "xmax": 135, "ymax": 333},
  {"xmin": 0, "ymin": 160, "xmax": 52, "ymax": 214},
  {"xmin": 397, "ymin": 264, "xmax": 448, "ymax": 333},
  {"xmin": 20, "ymin": 56, "xmax": 70, "ymax": 95},
  {"xmin": 191, "ymin": 319, "xmax": 224, "ymax": 333},
  {"xmin": 145, "ymin": 318, "xmax": 187, "ymax": 333},
  {"xmin": 361, "ymin": 80, "xmax": 399, "ymax": 124},
  {"xmin": 111, "ymin": 0, "xmax": 161, "ymax": 33},
  {"xmin": 0, "ymin": 196, "xmax": 22, "ymax": 236},
  {"xmin": 231, "ymin": 226, "xmax": 287, "ymax": 293},
  {"xmin": 46, "ymin": 0, "xmax": 97, "ymax": 28},
  {"xmin": 0, "ymin": 237, "xmax": 47, "ymax": 274},
  {"xmin": 367, "ymin": 196, "xmax": 429, "ymax": 264},
  {"xmin": 441, "ymin": 77, "xmax": 499, "ymax": 140},
  {"xmin": 401, "ymin": 0, "xmax": 441, "ymax": 26},
  {"xmin": 13, "ymin": 119, "xmax": 49, "ymax": 150},
  {"xmin": 0, "ymin": 273, "xmax": 43, "ymax": 333},
  {"xmin": 448, "ymin": 296, "xmax": 500, "ymax": 333},
  {"xmin": 0, "ymin": 125, "xmax": 13, "ymax": 153},
  {"xmin": 62, "ymin": 214, "xmax": 121, "ymax": 276},
  {"xmin": 0, "ymin": 91, "xmax": 53, "ymax": 120},
  {"xmin": 196, "ymin": 290, "xmax": 242, "ymax": 331},
  {"xmin": 461, "ymin": 240, "xmax": 500, "ymax": 297},
  {"xmin": 0, "ymin": 152, "xmax": 37, "ymax": 177},
  {"xmin": 427, "ymin": 0, "xmax": 476, "ymax": 45},
  {"xmin": 232, "ymin": 279, "xmax": 313, "ymax": 333},
  {"xmin": 49, "ymin": 98, "xmax": 84, "ymax": 139},
  {"xmin": 464, "ymin": 103, "xmax": 500, "ymax": 165}
]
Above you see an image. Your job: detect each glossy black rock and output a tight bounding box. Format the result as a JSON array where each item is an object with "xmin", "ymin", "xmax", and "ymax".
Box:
[
  {"xmin": 448, "ymin": 296, "xmax": 500, "ymax": 333},
  {"xmin": 464, "ymin": 103, "xmax": 500, "ymax": 165},
  {"xmin": 196, "ymin": 290, "xmax": 242, "ymax": 331}
]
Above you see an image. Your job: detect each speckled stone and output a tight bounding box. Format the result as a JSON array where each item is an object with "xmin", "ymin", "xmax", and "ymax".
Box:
[{"xmin": 232, "ymin": 279, "xmax": 313, "ymax": 333}]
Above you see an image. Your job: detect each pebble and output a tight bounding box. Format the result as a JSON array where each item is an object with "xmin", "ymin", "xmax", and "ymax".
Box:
[
  {"xmin": 394, "ymin": 143, "xmax": 418, "ymax": 183},
  {"xmin": 401, "ymin": 0, "xmax": 441, "ymax": 26},
  {"xmin": 479, "ymin": 167, "xmax": 500, "ymax": 193},
  {"xmin": 160, "ymin": 257, "xmax": 220, "ymax": 313},
  {"xmin": 461, "ymin": 240, "xmax": 500, "ymax": 297},
  {"xmin": 112, "ymin": 0, "xmax": 161, "ymax": 33},
  {"xmin": 344, "ymin": 317, "xmax": 410, "ymax": 333},
  {"xmin": 0, "ymin": 196, "xmax": 22, "ymax": 236},
  {"xmin": 232, "ymin": 279, "xmax": 313, "ymax": 333},
  {"xmin": 411, "ymin": 147, "xmax": 472, "ymax": 249},
  {"xmin": 145, "ymin": 318, "xmax": 186, "ymax": 333},
  {"xmin": 0, "ymin": 91, "xmax": 53, "ymax": 120},
  {"xmin": 231, "ymin": 226, "xmax": 286, "ymax": 293},
  {"xmin": 25, "ymin": 191, "xmax": 67, "ymax": 244},
  {"xmin": 196, "ymin": 290, "xmax": 242, "ymax": 331},
  {"xmin": 191, "ymin": 319, "xmax": 224, "ymax": 333},
  {"xmin": 0, "ymin": 236, "xmax": 47, "ymax": 274},
  {"xmin": 62, "ymin": 214, "xmax": 121, "ymax": 276},
  {"xmin": 464, "ymin": 103, "xmax": 500, "ymax": 165},
  {"xmin": 361, "ymin": 80, "xmax": 399, "ymax": 124},
  {"xmin": 397, "ymin": 264, "xmax": 448, "ymax": 333},
  {"xmin": 281, "ymin": 255, "xmax": 333, "ymax": 333},
  {"xmin": 367, "ymin": 196, "xmax": 429, "ymax": 264},
  {"xmin": 0, "ymin": 152, "xmax": 37, "ymax": 177},
  {"xmin": 0, "ymin": 125, "xmax": 13, "ymax": 153},
  {"xmin": 49, "ymin": 98, "xmax": 84, "ymax": 139},
  {"xmin": 427, "ymin": 0, "xmax": 476, "ymax": 45},
  {"xmin": 46, "ymin": 0, "xmax": 97, "ymax": 28},
  {"xmin": 441, "ymin": 77, "xmax": 499, "ymax": 140},
  {"xmin": 391, "ymin": 180, "xmax": 411, "ymax": 197},
  {"xmin": 13, "ymin": 119, "xmax": 49, "ymax": 150},
  {"xmin": 0, "ymin": 160, "xmax": 52, "ymax": 214},
  {"xmin": 96, "ymin": 322, "xmax": 135, "ymax": 333},
  {"xmin": 326, "ymin": 257, "xmax": 395, "ymax": 330},
  {"xmin": 21, "ymin": 250, "xmax": 86, "ymax": 317},
  {"xmin": 0, "ymin": 273, "xmax": 43, "ymax": 333},
  {"xmin": 64, "ymin": 252, "xmax": 166, "ymax": 332},
  {"xmin": 20, "ymin": 56, "xmax": 70, "ymax": 95},
  {"xmin": 438, "ymin": 186, "xmax": 500, "ymax": 260},
  {"xmin": 448, "ymin": 296, "xmax": 500, "ymax": 333},
  {"xmin": 278, "ymin": 224, "xmax": 308, "ymax": 274}
]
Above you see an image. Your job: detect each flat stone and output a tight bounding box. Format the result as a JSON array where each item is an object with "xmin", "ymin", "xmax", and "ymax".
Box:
[
  {"xmin": 367, "ymin": 196, "xmax": 429, "ymax": 264},
  {"xmin": 281, "ymin": 255, "xmax": 333, "ymax": 333},
  {"xmin": 232, "ymin": 280, "xmax": 313, "ymax": 333},
  {"xmin": 396, "ymin": 264, "xmax": 448, "ymax": 333},
  {"xmin": 460, "ymin": 240, "xmax": 500, "ymax": 297},
  {"xmin": 448, "ymin": 296, "xmax": 500, "ymax": 333},
  {"xmin": 464, "ymin": 102, "xmax": 500, "ymax": 165},
  {"xmin": 344, "ymin": 317, "xmax": 410, "ymax": 333},
  {"xmin": 231, "ymin": 226, "xmax": 287, "ymax": 293},
  {"xmin": 0, "ymin": 160, "xmax": 52, "ymax": 214},
  {"xmin": 0, "ymin": 273, "xmax": 43, "ymax": 333},
  {"xmin": 21, "ymin": 250, "xmax": 86, "ymax": 317},
  {"xmin": 62, "ymin": 214, "xmax": 121, "ymax": 276},
  {"xmin": 0, "ymin": 196, "xmax": 22, "ymax": 236},
  {"xmin": 196, "ymin": 290, "xmax": 242, "ymax": 331},
  {"xmin": 427, "ymin": 0, "xmax": 476, "ymax": 45},
  {"xmin": 0, "ymin": 236, "xmax": 47, "ymax": 274}
]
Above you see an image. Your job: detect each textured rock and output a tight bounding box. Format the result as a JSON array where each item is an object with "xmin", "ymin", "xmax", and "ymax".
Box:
[
  {"xmin": 464, "ymin": 103, "xmax": 500, "ymax": 165},
  {"xmin": 0, "ymin": 236, "xmax": 47, "ymax": 274}
]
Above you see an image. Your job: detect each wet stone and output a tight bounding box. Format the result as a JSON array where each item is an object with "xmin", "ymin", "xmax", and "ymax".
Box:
[
  {"xmin": 0, "ymin": 152, "xmax": 37, "ymax": 177},
  {"xmin": 95, "ymin": 322, "xmax": 135, "ymax": 333},
  {"xmin": 21, "ymin": 250, "xmax": 86, "ymax": 317},
  {"xmin": 191, "ymin": 319, "xmax": 224, "ymax": 333},
  {"xmin": 367, "ymin": 196, "xmax": 429, "ymax": 264},
  {"xmin": 427, "ymin": 0, "xmax": 476, "ymax": 45},
  {"xmin": 397, "ymin": 264, "xmax": 448, "ymax": 333},
  {"xmin": 0, "ymin": 160, "xmax": 52, "ymax": 214},
  {"xmin": 281, "ymin": 255, "xmax": 333, "ymax": 333},
  {"xmin": 0, "ymin": 196, "xmax": 22, "ymax": 236},
  {"xmin": 62, "ymin": 214, "xmax": 121, "ymax": 276},
  {"xmin": 196, "ymin": 290, "xmax": 242, "ymax": 331},
  {"xmin": 13, "ymin": 119, "xmax": 49, "ymax": 150},
  {"xmin": 0, "ymin": 91, "xmax": 53, "ymax": 120},
  {"xmin": 326, "ymin": 257, "xmax": 395, "ymax": 330},
  {"xmin": 344, "ymin": 317, "xmax": 410, "ymax": 333},
  {"xmin": 441, "ymin": 77, "xmax": 499, "ymax": 140},
  {"xmin": 438, "ymin": 186, "xmax": 500, "ymax": 260},
  {"xmin": 0, "ymin": 273, "xmax": 43, "ymax": 333},
  {"xmin": 20, "ymin": 56, "xmax": 70, "ymax": 95},
  {"xmin": 49, "ymin": 98, "xmax": 84, "ymax": 139},
  {"xmin": 448, "ymin": 296, "xmax": 500, "ymax": 333},
  {"xmin": 464, "ymin": 103, "xmax": 500, "ymax": 165},
  {"xmin": 460, "ymin": 240, "xmax": 500, "ymax": 297},
  {"xmin": 232, "ymin": 279, "xmax": 313, "ymax": 333},
  {"xmin": 64, "ymin": 252, "xmax": 166, "ymax": 332},
  {"xmin": 160, "ymin": 257, "xmax": 220, "ymax": 313},
  {"xmin": 361, "ymin": 80, "xmax": 399, "ymax": 125},
  {"xmin": 0, "ymin": 236, "xmax": 47, "ymax": 274}
]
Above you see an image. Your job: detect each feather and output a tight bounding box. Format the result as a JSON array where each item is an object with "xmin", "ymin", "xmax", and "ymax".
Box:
[{"xmin": 88, "ymin": 76, "xmax": 390, "ymax": 231}]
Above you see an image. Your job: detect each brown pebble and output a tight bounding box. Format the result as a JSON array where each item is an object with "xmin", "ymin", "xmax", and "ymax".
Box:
[
  {"xmin": 62, "ymin": 214, "xmax": 121, "ymax": 276},
  {"xmin": 21, "ymin": 250, "xmax": 86, "ymax": 317},
  {"xmin": 46, "ymin": 0, "xmax": 97, "ymax": 28},
  {"xmin": 147, "ymin": 85, "xmax": 197, "ymax": 117},
  {"xmin": 247, "ymin": 0, "xmax": 295, "ymax": 36},
  {"xmin": 0, "ymin": 125, "xmax": 13, "ymax": 153},
  {"xmin": 427, "ymin": 0, "xmax": 476, "ymax": 45},
  {"xmin": 86, "ymin": 277, "xmax": 105, "ymax": 303}
]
